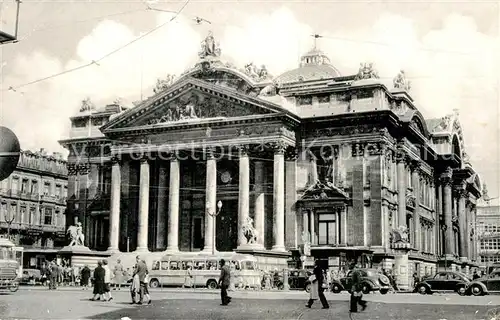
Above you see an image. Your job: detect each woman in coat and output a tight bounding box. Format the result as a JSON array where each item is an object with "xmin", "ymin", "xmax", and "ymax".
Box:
[
  {"xmin": 90, "ymin": 261, "xmax": 106, "ymax": 301},
  {"xmin": 113, "ymin": 259, "xmax": 124, "ymax": 290},
  {"xmin": 80, "ymin": 265, "xmax": 91, "ymax": 290}
]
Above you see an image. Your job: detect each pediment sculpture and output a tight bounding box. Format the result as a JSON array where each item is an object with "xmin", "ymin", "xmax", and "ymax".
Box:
[
  {"xmin": 79, "ymin": 97, "xmax": 96, "ymax": 112},
  {"xmin": 199, "ymin": 31, "xmax": 221, "ymax": 59},
  {"xmin": 354, "ymin": 62, "xmax": 379, "ymax": 81},
  {"xmin": 144, "ymin": 93, "xmax": 272, "ymax": 126},
  {"xmin": 393, "ymin": 70, "xmax": 411, "ymax": 91},
  {"xmin": 241, "ymin": 216, "xmax": 258, "ymax": 244}
]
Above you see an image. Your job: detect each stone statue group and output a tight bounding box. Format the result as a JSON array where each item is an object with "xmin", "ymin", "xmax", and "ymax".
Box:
[{"xmin": 67, "ymin": 222, "xmax": 85, "ymax": 247}]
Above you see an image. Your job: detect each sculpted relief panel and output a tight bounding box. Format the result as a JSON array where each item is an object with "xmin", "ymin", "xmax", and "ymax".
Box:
[{"xmin": 135, "ymin": 91, "xmax": 274, "ymax": 126}]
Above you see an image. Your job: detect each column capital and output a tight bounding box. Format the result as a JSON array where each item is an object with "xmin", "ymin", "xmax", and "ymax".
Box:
[
  {"xmin": 440, "ymin": 167, "xmax": 453, "ymax": 186},
  {"xmin": 165, "ymin": 151, "xmax": 181, "ymax": 161},
  {"xmin": 409, "ymin": 160, "xmax": 421, "ymax": 172},
  {"xmin": 139, "ymin": 156, "xmax": 149, "ymax": 164},
  {"xmin": 206, "ymin": 147, "xmax": 216, "ymax": 160},
  {"xmin": 269, "ymin": 141, "xmax": 288, "ymax": 154},
  {"xmin": 285, "ymin": 147, "xmax": 298, "ymax": 161},
  {"xmin": 395, "ymin": 149, "xmax": 407, "ymax": 163},
  {"xmin": 110, "ymin": 156, "xmax": 121, "ymax": 165},
  {"xmin": 236, "ymin": 144, "xmax": 250, "ymax": 156}
]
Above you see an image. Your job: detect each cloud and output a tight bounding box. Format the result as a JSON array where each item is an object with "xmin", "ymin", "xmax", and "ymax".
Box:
[{"xmin": 1, "ymin": 7, "xmax": 498, "ymax": 195}]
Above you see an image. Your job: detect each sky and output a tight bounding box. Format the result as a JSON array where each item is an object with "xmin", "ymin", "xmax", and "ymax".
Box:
[{"xmin": 0, "ymin": 0, "xmax": 499, "ymax": 199}]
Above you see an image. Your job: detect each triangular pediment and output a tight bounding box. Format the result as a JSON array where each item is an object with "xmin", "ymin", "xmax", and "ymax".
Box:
[
  {"xmin": 299, "ymin": 181, "xmax": 349, "ymax": 201},
  {"xmin": 101, "ymin": 78, "xmax": 287, "ymax": 132}
]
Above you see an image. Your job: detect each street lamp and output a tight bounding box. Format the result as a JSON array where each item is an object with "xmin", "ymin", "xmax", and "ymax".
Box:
[{"xmin": 206, "ymin": 200, "xmax": 223, "ymax": 255}]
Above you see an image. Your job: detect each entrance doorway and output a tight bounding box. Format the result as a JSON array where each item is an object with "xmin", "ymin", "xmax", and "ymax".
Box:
[{"xmin": 216, "ymin": 199, "xmax": 237, "ymax": 251}]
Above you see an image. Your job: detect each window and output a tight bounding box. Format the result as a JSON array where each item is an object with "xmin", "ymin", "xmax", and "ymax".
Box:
[
  {"xmin": 152, "ymin": 261, "xmax": 160, "ymax": 270},
  {"xmin": 63, "ymin": 186, "xmax": 68, "ymax": 199},
  {"xmin": 297, "ymin": 96, "xmax": 312, "ymax": 106},
  {"xmin": 44, "ymin": 182, "xmax": 50, "ymax": 196},
  {"xmin": 55, "ymin": 185, "xmax": 62, "ymax": 198},
  {"xmin": 21, "ymin": 207, "xmax": 28, "ymax": 224},
  {"xmin": 43, "ymin": 208, "xmax": 52, "ymax": 225},
  {"xmin": 30, "ymin": 207, "xmax": 36, "ymax": 225},
  {"xmin": 169, "ymin": 261, "xmax": 179, "ymax": 270},
  {"xmin": 317, "ymin": 94, "xmax": 330, "ymax": 104},
  {"xmin": 0, "ymin": 203, "xmax": 6, "ymax": 221},
  {"xmin": 161, "ymin": 262, "xmax": 169, "ymax": 271},
  {"xmin": 31, "ymin": 180, "xmax": 38, "ymax": 194},
  {"xmin": 9, "ymin": 203, "xmax": 17, "ymax": 222},
  {"xmin": 318, "ymin": 213, "xmax": 338, "ymax": 245},
  {"xmin": 21, "ymin": 179, "xmax": 28, "ymax": 193},
  {"xmin": 11, "ymin": 178, "xmax": 19, "ymax": 193}
]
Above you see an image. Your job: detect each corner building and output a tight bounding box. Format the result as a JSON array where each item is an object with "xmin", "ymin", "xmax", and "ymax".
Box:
[{"xmin": 60, "ymin": 34, "xmax": 481, "ymax": 288}]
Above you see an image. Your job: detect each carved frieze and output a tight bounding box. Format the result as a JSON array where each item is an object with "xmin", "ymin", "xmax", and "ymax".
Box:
[
  {"xmin": 139, "ymin": 92, "xmax": 273, "ymax": 126},
  {"xmin": 237, "ymin": 125, "xmax": 295, "ymax": 140},
  {"xmin": 312, "ymin": 125, "xmax": 380, "ymax": 138}
]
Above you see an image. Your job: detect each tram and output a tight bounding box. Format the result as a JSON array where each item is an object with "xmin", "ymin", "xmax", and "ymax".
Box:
[{"xmin": 0, "ymin": 236, "xmax": 22, "ymax": 292}]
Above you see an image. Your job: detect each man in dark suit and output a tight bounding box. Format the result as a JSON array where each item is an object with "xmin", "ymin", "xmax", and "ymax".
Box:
[
  {"xmin": 134, "ymin": 255, "xmax": 148, "ymax": 304},
  {"xmin": 306, "ymin": 259, "xmax": 329, "ymax": 309},
  {"xmin": 218, "ymin": 259, "xmax": 231, "ymax": 306},
  {"xmin": 350, "ymin": 262, "xmax": 367, "ymax": 313}
]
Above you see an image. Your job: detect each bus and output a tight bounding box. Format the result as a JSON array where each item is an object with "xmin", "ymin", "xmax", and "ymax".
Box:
[
  {"xmin": 0, "ymin": 237, "xmax": 21, "ymax": 292},
  {"xmin": 148, "ymin": 252, "xmax": 261, "ymax": 290}
]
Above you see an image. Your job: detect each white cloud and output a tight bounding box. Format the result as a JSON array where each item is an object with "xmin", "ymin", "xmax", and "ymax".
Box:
[{"xmin": 1, "ymin": 7, "xmax": 498, "ymax": 195}]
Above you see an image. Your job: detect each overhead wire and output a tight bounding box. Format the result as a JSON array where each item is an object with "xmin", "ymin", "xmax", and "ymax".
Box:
[
  {"xmin": 3, "ymin": 0, "xmax": 191, "ymax": 92},
  {"xmin": 2, "ymin": 3, "xmax": 491, "ymax": 93}
]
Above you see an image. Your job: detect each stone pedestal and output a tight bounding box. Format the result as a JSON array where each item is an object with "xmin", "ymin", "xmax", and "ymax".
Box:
[
  {"xmin": 58, "ymin": 246, "xmax": 111, "ymax": 268},
  {"xmin": 393, "ymin": 252, "xmax": 410, "ymax": 291}
]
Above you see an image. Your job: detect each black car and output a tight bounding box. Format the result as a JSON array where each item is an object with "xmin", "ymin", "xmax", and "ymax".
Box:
[
  {"xmin": 465, "ymin": 270, "xmax": 500, "ymax": 296},
  {"xmin": 288, "ymin": 269, "xmax": 312, "ymax": 291},
  {"xmin": 415, "ymin": 271, "xmax": 470, "ymax": 295},
  {"xmin": 330, "ymin": 269, "xmax": 391, "ymax": 294}
]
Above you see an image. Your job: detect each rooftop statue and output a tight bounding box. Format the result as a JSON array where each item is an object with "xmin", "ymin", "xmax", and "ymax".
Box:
[
  {"xmin": 199, "ymin": 31, "xmax": 221, "ymax": 59},
  {"xmin": 79, "ymin": 97, "xmax": 96, "ymax": 112},
  {"xmin": 243, "ymin": 62, "xmax": 271, "ymax": 82},
  {"xmin": 354, "ymin": 62, "xmax": 379, "ymax": 81},
  {"xmin": 153, "ymin": 74, "xmax": 176, "ymax": 94},
  {"xmin": 393, "ymin": 70, "xmax": 411, "ymax": 91}
]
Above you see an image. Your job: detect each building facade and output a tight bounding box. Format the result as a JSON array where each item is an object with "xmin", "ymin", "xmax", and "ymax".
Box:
[
  {"xmin": 476, "ymin": 204, "xmax": 500, "ymax": 270},
  {"xmin": 60, "ymin": 33, "xmax": 481, "ymax": 288},
  {"xmin": 0, "ymin": 149, "xmax": 68, "ymax": 268}
]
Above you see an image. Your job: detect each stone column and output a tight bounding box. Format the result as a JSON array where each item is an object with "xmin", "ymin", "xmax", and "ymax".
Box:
[
  {"xmin": 396, "ymin": 150, "xmax": 406, "ymax": 228},
  {"xmin": 107, "ymin": 157, "xmax": 121, "ymax": 252},
  {"xmin": 136, "ymin": 157, "xmax": 150, "ymax": 252},
  {"xmin": 156, "ymin": 164, "xmax": 168, "ymax": 249},
  {"xmin": 310, "ymin": 209, "xmax": 315, "ymax": 245},
  {"xmin": 254, "ymin": 160, "xmax": 265, "ymax": 248},
  {"xmin": 457, "ymin": 184, "xmax": 468, "ymax": 261},
  {"xmin": 166, "ymin": 155, "xmax": 180, "ymax": 252},
  {"xmin": 411, "ymin": 161, "xmax": 421, "ymax": 251},
  {"xmin": 238, "ymin": 146, "xmax": 250, "ymax": 248},
  {"xmin": 203, "ymin": 149, "xmax": 217, "ymax": 252},
  {"xmin": 272, "ymin": 142, "xmax": 286, "ymax": 252},
  {"xmin": 441, "ymin": 167, "xmax": 454, "ymax": 257},
  {"xmin": 341, "ymin": 206, "xmax": 347, "ymax": 245},
  {"xmin": 437, "ymin": 180, "xmax": 442, "ymax": 255},
  {"xmin": 302, "ymin": 210, "xmax": 309, "ymax": 238},
  {"xmin": 336, "ymin": 208, "xmax": 341, "ymax": 244}
]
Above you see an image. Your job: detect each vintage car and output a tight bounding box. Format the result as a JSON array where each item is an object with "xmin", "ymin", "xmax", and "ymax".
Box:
[
  {"xmin": 19, "ymin": 268, "xmax": 42, "ymax": 285},
  {"xmin": 287, "ymin": 269, "xmax": 312, "ymax": 291},
  {"xmin": 464, "ymin": 270, "xmax": 500, "ymax": 296},
  {"xmin": 330, "ymin": 268, "xmax": 391, "ymax": 294},
  {"xmin": 415, "ymin": 271, "xmax": 470, "ymax": 295}
]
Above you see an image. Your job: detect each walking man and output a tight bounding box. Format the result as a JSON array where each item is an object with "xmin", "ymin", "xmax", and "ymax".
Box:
[
  {"xmin": 102, "ymin": 260, "xmax": 113, "ymax": 301},
  {"xmin": 218, "ymin": 259, "xmax": 231, "ymax": 306},
  {"xmin": 305, "ymin": 260, "xmax": 329, "ymax": 309},
  {"xmin": 349, "ymin": 262, "xmax": 367, "ymax": 313},
  {"xmin": 133, "ymin": 256, "xmax": 148, "ymax": 304}
]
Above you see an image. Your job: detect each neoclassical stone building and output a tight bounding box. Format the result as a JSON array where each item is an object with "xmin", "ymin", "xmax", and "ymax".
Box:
[{"xmin": 60, "ymin": 33, "xmax": 481, "ymax": 288}]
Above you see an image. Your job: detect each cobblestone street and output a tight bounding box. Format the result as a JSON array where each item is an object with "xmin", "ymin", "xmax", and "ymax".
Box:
[{"xmin": 1, "ymin": 288, "xmax": 499, "ymax": 319}]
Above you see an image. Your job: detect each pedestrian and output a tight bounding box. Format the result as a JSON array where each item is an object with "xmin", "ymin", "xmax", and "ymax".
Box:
[
  {"xmin": 130, "ymin": 265, "xmax": 140, "ymax": 304},
  {"xmin": 473, "ymin": 270, "xmax": 480, "ymax": 280},
  {"xmin": 102, "ymin": 260, "xmax": 113, "ymax": 301},
  {"xmin": 80, "ymin": 265, "xmax": 91, "ymax": 290},
  {"xmin": 49, "ymin": 260, "xmax": 58, "ymax": 290},
  {"xmin": 305, "ymin": 260, "xmax": 329, "ymax": 309},
  {"xmin": 218, "ymin": 259, "xmax": 231, "ymax": 306},
  {"xmin": 90, "ymin": 261, "xmax": 106, "ymax": 301},
  {"xmin": 349, "ymin": 262, "xmax": 367, "ymax": 313},
  {"xmin": 133, "ymin": 256, "xmax": 148, "ymax": 304},
  {"xmin": 113, "ymin": 259, "xmax": 124, "ymax": 290},
  {"xmin": 141, "ymin": 260, "xmax": 152, "ymax": 305}
]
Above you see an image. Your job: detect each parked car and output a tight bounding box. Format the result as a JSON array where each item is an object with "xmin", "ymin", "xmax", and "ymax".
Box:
[
  {"xmin": 20, "ymin": 269, "xmax": 42, "ymax": 285},
  {"xmin": 288, "ymin": 269, "xmax": 312, "ymax": 291},
  {"xmin": 415, "ymin": 271, "xmax": 470, "ymax": 295},
  {"xmin": 464, "ymin": 270, "xmax": 500, "ymax": 296},
  {"xmin": 330, "ymin": 269, "xmax": 391, "ymax": 294}
]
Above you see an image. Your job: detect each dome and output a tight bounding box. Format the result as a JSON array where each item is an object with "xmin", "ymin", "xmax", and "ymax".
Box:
[{"xmin": 275, "ymin": 48, "xmax": 341, "ymax": 84}]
